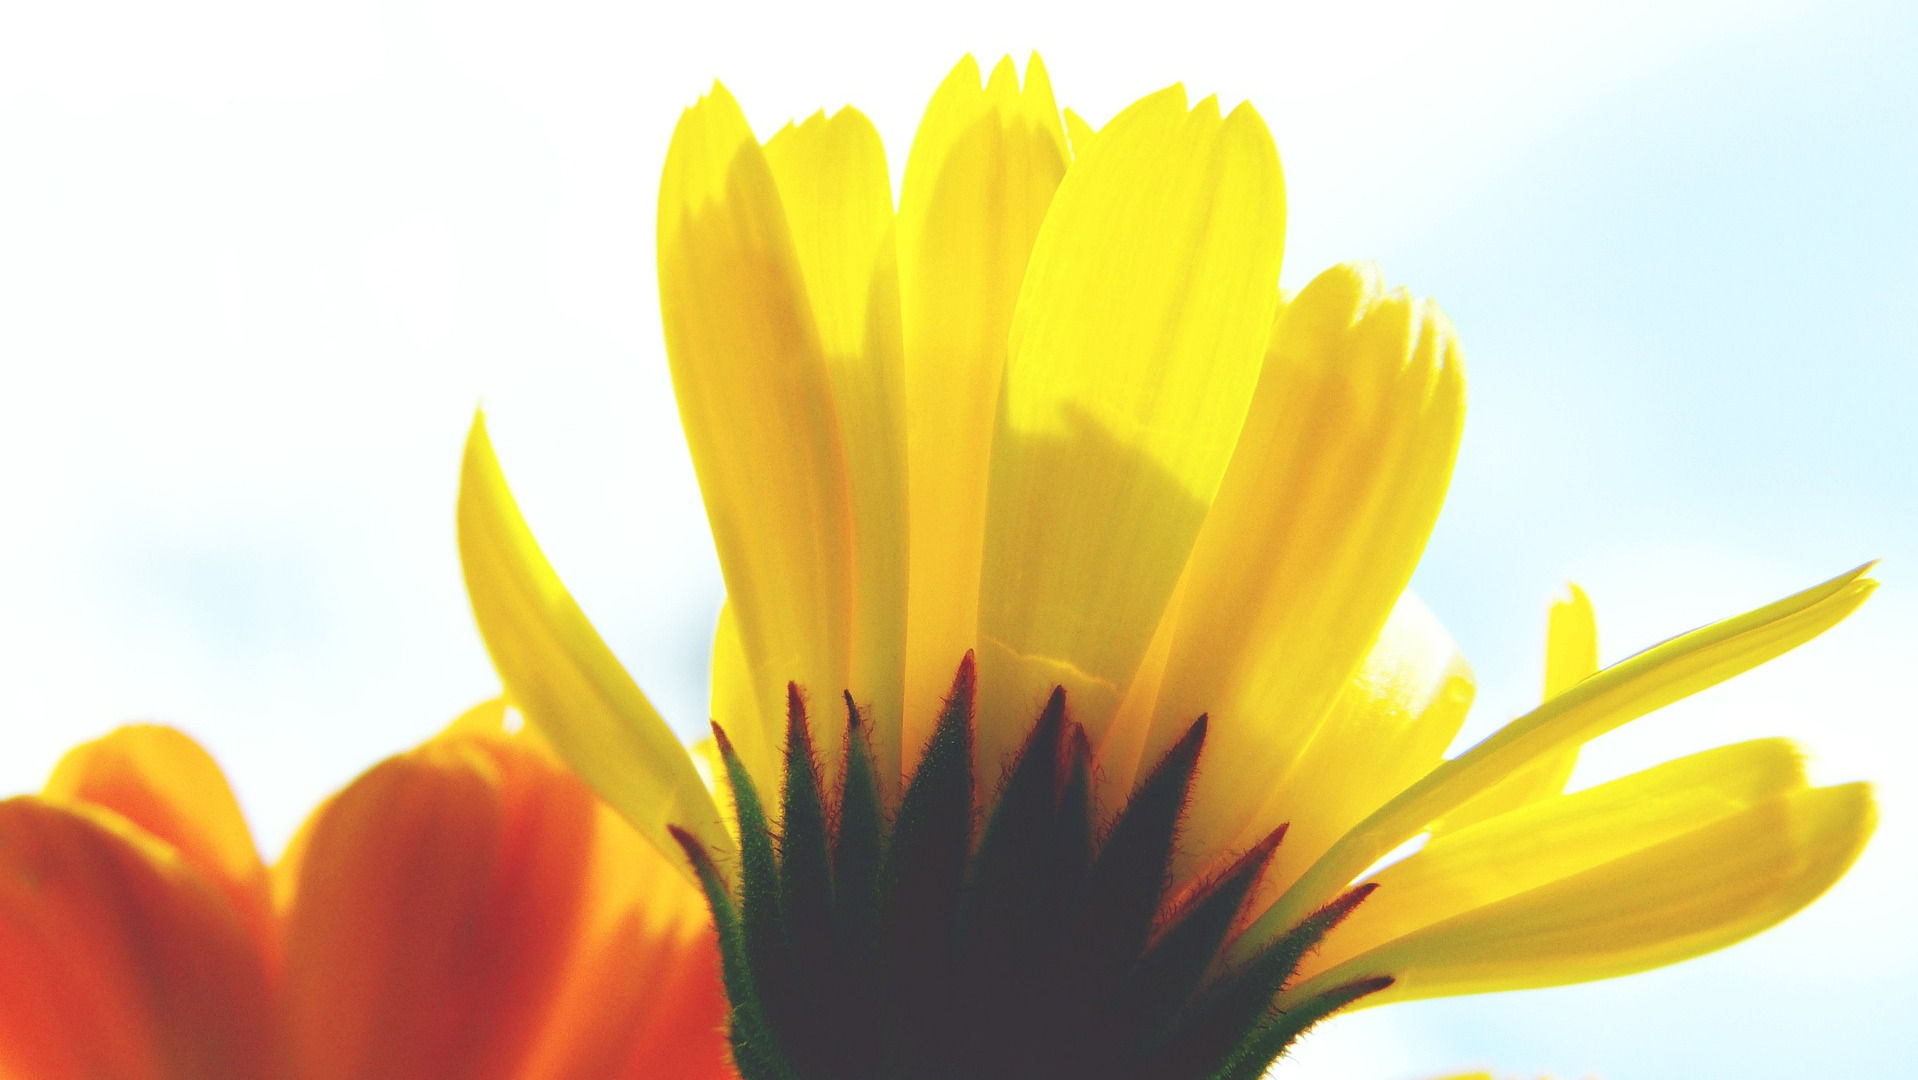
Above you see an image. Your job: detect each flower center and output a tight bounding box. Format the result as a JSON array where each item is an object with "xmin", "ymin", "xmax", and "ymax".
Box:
[{"xmin": 671, "ymin": 654, "xmax": 1388, "ymax": 1080}]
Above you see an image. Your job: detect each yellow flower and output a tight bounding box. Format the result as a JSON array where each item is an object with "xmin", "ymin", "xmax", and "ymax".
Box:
[
  {"xmin": 0, "ymin": 713, "xmax": 731, "ymax": 1080},
  {"xmin": 458, "ymin": 55, "xmax": 1876, "ymax": 1079}
]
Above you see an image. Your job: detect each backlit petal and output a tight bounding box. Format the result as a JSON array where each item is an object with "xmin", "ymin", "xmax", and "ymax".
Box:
[
  {"xmin": 1543, "ymin": 583, "xmax": 1600, "ymax": 697},
  {"xmin": 765, "ymin": 106, "xmax": 908, "ymax": 795},
  {"xmin": 1244, "ymin": 563, "xmax": 1875, "ymax": 953},
  {"xmin": 711, "ymin": 599, "xmax": 775, "ymax": 802},
  {"xmin": 1304, "ymin": 738, "xmax": 1808, "ymax": 978},
  {"xmin": 514, "ymin": 759, "xmax": 730, "ymax": 1080},
  {"xmin": 42, "ymin": 724, "xmax": 274, "ymax": 962},
  {"xmin": 1287, "ymin": 780, "xmax": 1874, "ymax": 1005},
  {"xmin": 1239, "ymin": 594, "xmax": 1475, "ymax": 903},
  {"xmin": 1144, "ymin": 263, "xmax": 1464, "ymax": 868},
  {"xmin": 897, "ymin": 54, "xmax": 1068, "ymax": 771},
  {"xmin": 1437, "ymin": 584, "xmax": 1596, "ymax": 834},
  {"xmin": 660, "ymin": 81, "xmax": 855, "ymax": 788},
  {"xmin": 0, "ymin": 798, "xmax": 275, "ymax": 1080},
  {"xmin": 1062, "ymin": 107, "xmax": 1096, "ymax": 157},
  {"xmin": 439, "ymin": 697, "xmax": 510, "ymax": 740},
  {"xmin": 977, "ymin": 84, "xmax": 1286, "ymax": 779},
  {"xmin": 280, "ymin": 739, "xmax": 594, "ymax": 1080},
  {"xmin": 458, "ymin": 413, "xmax": 728, "ymax": 863}
]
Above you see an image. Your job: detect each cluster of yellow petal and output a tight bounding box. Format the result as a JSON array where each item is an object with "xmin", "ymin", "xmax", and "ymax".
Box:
[
  {"xmin": 458, "ymin": 51, "xmax": 1875, "ymax": 1021},
  {"xmin": 0, "ymin": 714, "xmax": 730, "ymax": 1080}
]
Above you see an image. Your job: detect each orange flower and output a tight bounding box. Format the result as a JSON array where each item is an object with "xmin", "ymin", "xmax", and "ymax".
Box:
[{"xmin": 0, "ymin": 709, "xmax": 730, "ymax": 1080}]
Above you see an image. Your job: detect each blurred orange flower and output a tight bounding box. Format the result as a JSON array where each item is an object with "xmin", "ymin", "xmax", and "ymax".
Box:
[{"xmin": 0, "ymin": 708, "xmax": 730, "ymax": 1080}]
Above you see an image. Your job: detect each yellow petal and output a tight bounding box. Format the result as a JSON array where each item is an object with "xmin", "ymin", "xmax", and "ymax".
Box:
[
  {"xmin": 1236, "ymin": 593, "xmax": 1475, "ymax": 905},
  {"xmin": 1437, "ymin": 583, "xmax": 1597, "ymax": 834},
  {"xmin": 1145, "ymin": 263, "xmax": 1464, "ymax": 871},
  {"xmin": 0, "ymin": 798, "xmax": 276, "ymax": 1080},
  {"xmin": 1062, "ymin": 107, "xmax": 1097, "ymax": 158},
  {"xmin": 1244, "ymin": 563, "xmax": 1875, "ymax": 953},
  {"xmin": 898, "ymin": 54, "xmax": 1068, "ymax": 772},
  {"xmin": 709, "ymin": 599, "xmax": 774, "ymax": 803},
  {"xmin": 457, "ymin": 412, "xmax": 729, "ymax": 866},
  {"xmin": 764, "ymin": 107, "xmax": 896, "ymax": 368},
  {"xmin": 1286, "ymin": 780, "xmax": 1874, "ymax": 1005},
  {"xmin": 1543, "ymin": 582, "xmax": 1600, "ymax": 697},
  {"xmin": 659, "ymin": 81, "xmax": 855, "ymax": 790},
  {"xmin": 41, "ymin": 724, "xmax": 274, "ymax": 965},
  {"xmin": 1304, "ymin": 737, "xmax": 1808, "ymax": 979},
  {"xmin": 764, "ymin": 106, "xmax": 908, "ymax": 795},
  {"xmin": 976, "ymin": 84, "xmax": 1286, "ymax": 779},
  {"xmin": 439, "ymin": 697, "xmax": 510, "ymax": 740}
]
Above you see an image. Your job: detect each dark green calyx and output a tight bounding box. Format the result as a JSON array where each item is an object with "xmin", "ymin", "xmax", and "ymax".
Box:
[{"xmin": 673, "ymin": 653, "xmax": 1389, "ymax": 1080}]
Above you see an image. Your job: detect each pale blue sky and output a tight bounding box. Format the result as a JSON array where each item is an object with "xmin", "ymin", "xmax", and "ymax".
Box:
[{"xmin": 1, "ymin": 2, "xmax": 1911, "ymax": 1077}]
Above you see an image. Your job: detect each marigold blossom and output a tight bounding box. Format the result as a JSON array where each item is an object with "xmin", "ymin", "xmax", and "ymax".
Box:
[
  {"xmin": 458, "ymin": 54, "xmax": 1875, "ymax": 1080},
  {"xmin": 0, "ymin": 711, "xmax": 730, "ymax": 1080}
]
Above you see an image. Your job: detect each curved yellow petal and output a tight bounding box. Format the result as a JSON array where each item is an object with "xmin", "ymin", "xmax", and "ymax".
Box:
[
  {"xmin": 660, "ymin": 81, "xmax": 855, "ymax": 789},
  {"xmin": 1148, "ymin": 263, "xmax": 1465, "ymax": 870},
  {"xmin": 977, "ymin": 84, "xmax": 1286, "ymax": 778},
  {"xmin": 764, "ymin": 106, "xmax": 908, "ymax": 795},
  {"xmin": 1235, "ymin": 593, "xmax": 1475, "ymax": 904},
  {"xmin": 1305, "ymin": 738, "xmax": 1808, "ymax": 978},
  {"xmin": 1244, "ymin": 563, "xmax": 1875, "ymax": 953},
  {"xmin": 439, "ymin": 697, "xmax": 511, "ymax": 741},
  {"xmin": 1062, "ymin": 107, "xmax": 1097, "ymax": 158},
  {"xmin": 1437, "ymin": 583, "xmax": 1597, "ymax": 835},
  {"xmin": 710, "ymin": 599, "xmax": 774, "ymax": 804},
  {"xmin": 898, "ymin": 54, "xmax": 1068, "ymax": 771},
  {"xmin": 1543, "ymin": 582, "xmax": 1600, "ymax": 697},
  {"xmin": 0, "ymin": 798, "xmax": 276, "ymax": 1080},
  {"xmin": 41, "ymin": 724, "xmax": 274, "ymax": 964},
  {"xmin": 1287, "ymin": 780, "xmax": 1874, "ymax": 1005},
  {"xmin": 765, "ymin": 107, "xmax": 896, "ymax": 368},
  {"xmin": 457, "ymin": 413, "xmax": 728, "ymax": 865}
]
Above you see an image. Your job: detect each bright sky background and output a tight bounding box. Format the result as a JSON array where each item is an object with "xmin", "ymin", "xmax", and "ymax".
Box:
[{"xmin": 2, "ymin": 1, "xmax": 1912, "ymax": 1076}]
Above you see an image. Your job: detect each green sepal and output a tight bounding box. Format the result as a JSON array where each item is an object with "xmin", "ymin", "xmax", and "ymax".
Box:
[
  {"xmin": 1208, "ymin": 975, "xmax": 1396, "ymax": 1080},
  {"xmin": 950, "ymin": 689, "xmax": 1075, "ymax": 1075},
  {"xmin": 1142, "ymin": 881, "xmax": 1379, "ymax": 1077},
  {"xmin": 1060, "ymin": 715, "xmax": 1209, "ymax": 994},
  {"xmin": 829, "ymin": 693, "xmax": 887, "ymax": 1079},
  {"xmin": 779, "ymin": 685, "xmax": 833, "ymax": 934},
  {"xmin": 1237, "ymin": 882, "xmax": 1381, "ymax": 1006},
  {"xmin": 833, "ymin": 691, "xmax": 885, "ymax": 959},
  {"xmin": 877, "ymin": 652, "xmax": 977, "ymax": 1068},
  {"xmin": 1053, "ymin": 722, "xmax": 1095, "ymax": 888},
  {"xmin": 668, "ymin": 825, "xmax": 797, "ymax": 1080},
  {"xmin": 710, "ymin": 721, "xmax": 783, "ymax": 967},
  {"xmin": 1106, "ymin": 824, "xmax": 1288, "ymax": 1052},
  {"xmin": 961, "ymin": 686, "xmax": 1068, "ymax": 965},
  {"xmin": 879, "ymin": 653, "xmax": 978, "ymax": 932},
  {"xmin": 775, "ymin": 685, "xmax": 836, "ymax": 1071}
]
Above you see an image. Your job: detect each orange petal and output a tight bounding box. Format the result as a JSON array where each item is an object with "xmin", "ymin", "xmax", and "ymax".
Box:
[
  {"xmin": 42, "ymin": 724, "xmax": 274, "ymax": 964},
  {"xmin": 515, "ymin": 775, "xmax": 730, "ymax": 1080},
  {"xmin": 0, "ymin": 797, "xmax": 277, "ymax": 1080},
  {"xmin": 277, "ymin": 734, "xmax": 728, "ymax": 1080}
]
